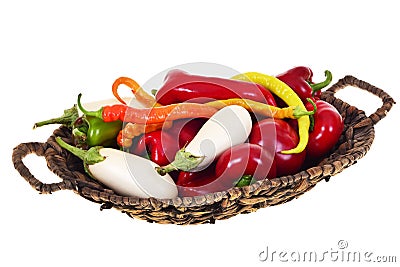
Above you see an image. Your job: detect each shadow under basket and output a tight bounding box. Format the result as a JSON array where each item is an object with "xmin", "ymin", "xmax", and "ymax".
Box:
[{"xmin": 12, "ymin": 76, "xmax": 395, "ymax": 225}]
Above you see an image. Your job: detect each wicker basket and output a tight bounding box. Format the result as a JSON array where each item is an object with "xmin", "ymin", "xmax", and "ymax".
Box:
[{"xmin": 12, "ymin": 76, "xmax": 395, "ymax": 225}]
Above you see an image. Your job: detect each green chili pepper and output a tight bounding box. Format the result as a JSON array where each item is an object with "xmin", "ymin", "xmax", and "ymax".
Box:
[
  {"xmin": 78, "ymin": 116, "xmax": 122, "ymax": 147},
  {"xmin": 34, "ymin": 105, "xmax": 122, "ymax": 148}
]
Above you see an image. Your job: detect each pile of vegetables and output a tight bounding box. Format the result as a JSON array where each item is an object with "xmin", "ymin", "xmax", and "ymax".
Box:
[{"xmin": 34, "ymin": 66, "xmax": 344, "ymax": 199}]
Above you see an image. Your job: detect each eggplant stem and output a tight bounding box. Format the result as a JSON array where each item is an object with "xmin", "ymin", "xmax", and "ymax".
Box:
[
  {"xmin": 155, "ymin": 148, "xmax": 204, "ymax": 176},
  {"xmin": 55, "ymin": 137, "xmax": 105, "ymax": 165}
]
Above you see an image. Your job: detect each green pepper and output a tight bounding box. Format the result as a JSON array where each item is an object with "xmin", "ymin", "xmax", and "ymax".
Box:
[
  {"xmin": 74, "ymin": 116, "xmax": 122, "ymax": 147},
  {"xmin": 33, "ymin": 105, "xmax": 122, "ymax": 148}
]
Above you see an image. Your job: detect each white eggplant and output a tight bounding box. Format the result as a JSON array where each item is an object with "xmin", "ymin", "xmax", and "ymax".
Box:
[
  {"xmin": 56, "ymin": 137, "xmax": 178, "ymax": 199},
  {"xmin": 156, "ymin": 105, "xmax": 252, "ymax": 175}
]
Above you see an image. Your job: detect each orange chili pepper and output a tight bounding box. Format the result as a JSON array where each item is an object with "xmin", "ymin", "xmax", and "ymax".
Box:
[
  {"xmin": 112, "ymin": 76, "xmax": 160, "ymax": 107},
  {"xmin": 117, "ymin": 130, "xmax": 132, "ymax": 147},
  {"xmin": 112, "ymin": 77, "xmax": 175, "ymax": 147},
  {"xmin": 78, "ymin": 94, "xmax": 218, "ymax": 124}
]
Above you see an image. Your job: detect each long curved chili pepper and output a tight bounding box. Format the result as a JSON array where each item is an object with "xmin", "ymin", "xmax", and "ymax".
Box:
[
  {"xmin": 118, "ymin": 122, "xmax": 172, "ymax": 148},
  {"xmin": 123, "ymin": 122, "xmax": 171, "ymax": 138},
  {"xmin": 117, "ymin": 98, "xmax": 315, "ymax": 148},
  {"xmin": 112, "ymin": 77, "xmax": 176, "ymax": 147},
  {"xmin": 113, "ymin": 77, "xmax": 169, "ymax": 147},
  {"xmin": 117, "ymin": 123, "xmax": 148, "ymax": 148},
  {"xmin": 118, "ymin": 119, "xmax": 174, "ymax": 147},
  {"xmin": 231, "ymin": 72, "xmax": 310, "ymax": 154},
  {"xmin": 205, "ymin": 98, "xmax": 314, "ymax": 119},
  {"xmin": 77, "ymin": 94, "xmax": 218, "ymax": 124},
  {"xmin": 112, "ymin": 77, "xmax": 160, "ymax": 107},
  {"xmin": 117, "ymin": 130, "xmax": 132, "ymax": 147},
  {"xmin": 117, "ymin": 121, "xmax": 173, "ymax": 148}
]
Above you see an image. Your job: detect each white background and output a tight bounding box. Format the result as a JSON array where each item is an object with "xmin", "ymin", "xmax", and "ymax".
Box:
[{"xmin": 1, "ymin": 0, "xmax": 400, "ymax": 266}]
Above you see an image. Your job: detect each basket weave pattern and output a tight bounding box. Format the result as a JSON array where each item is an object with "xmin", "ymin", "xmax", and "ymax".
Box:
[{"xmin": 12, "ymin": 76, "xmax": 395, "ymax": 225}]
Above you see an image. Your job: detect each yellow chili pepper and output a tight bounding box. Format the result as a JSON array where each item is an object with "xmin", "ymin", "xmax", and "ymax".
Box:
[
  {"xmin": 231, "ymin": 72, "xmax": 310, "ymax": 154},
  {"xmin": 205, "ymin": 98, "xmax": 314, "ymax": 120}
]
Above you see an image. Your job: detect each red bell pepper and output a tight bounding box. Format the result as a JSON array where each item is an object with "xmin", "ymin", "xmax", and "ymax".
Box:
[
  {"xmin": 176, "ymin": 164, "xmax": 217, "ymax": 197},
  {"xmin": 132, "ymin": 118, "xmax": 207, "ymax": 168},
  {"xmin": 177, "ymin": 169, "xmax": 251, "ymax": 197},
  {"xmin": 165, "ymin": 118, "xmax": 207, "ymax": 148},
  {"xmin": 276, "ymin": 66, "xmax": 332, "ymax": 104},
  {"xmin": 215, "ymin": 143, "xmax": 276, "ymax": 182},
  {"xmin": 304, "ymin": 99, "xmax": 344, "ymax": 163},
  {"xmin": 155, "ymin": 69, "xmax": 277, "ymax": 106},
  {"xmin": 132, "ymin": 118, "xmax": 206, "ymax": 161},
  {"xmin": 249, "ymin": 118, "xmax": 306, "ymax": 177},
  {"xmin": 177, "ymin": 143, "xmax": 276, "ymax": 197},
  {"xmin": 131, "ymin": 130, "xmax": 178, "ymax": 166}
]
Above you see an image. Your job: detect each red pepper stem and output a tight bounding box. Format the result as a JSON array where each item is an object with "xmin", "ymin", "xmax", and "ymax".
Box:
[
  {"xmin": 293, "ymin": 106, "xmax": 315, "ymax": 118},
  {"xmin": 77, "ymin": 93, "xmax": 104, "ymax": 120},
  {"xmin": 235, "ymin": 175, "xmax": 253, "ymax": 187},
  {"xmin": 306, "ymin": 98, "xmax": 317, "ymax": 132},
  {"xmin": 310, "ymin": 70, "xmax": 333, "ymax": 96}
]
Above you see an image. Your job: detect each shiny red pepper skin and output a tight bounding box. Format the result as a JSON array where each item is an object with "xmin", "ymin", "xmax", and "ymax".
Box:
[
  {"xmin": 166, "ymin": 118, "xmax": 207, "ymax": 148},
  {"xmin": 215, "ymin": 143, "xmax": 276, "ymax": 182},
  {"xmin": 304, "ymin": 99, "xmax": 344, "ymax": 162},
  {"xmin": 276, "ymin": 66, "xmax": 319, "ymax": 103},
  {"xmin": 131, "ymin": 130, "xmax": 178, "ymax": 166},
  {"xmin": 249, "ymin": 118, "xmax": 306, "ymax": 177},
  {"xmin": 132, "ymin": 118, "xmax": 206, "ymax": 167},
  {"xmin": 155, "ymin": 69, "xmax": 277, "ymax": 106},
  {"xmin": 132, "ymin": 118, "xmax": 206, "ymax": 166},
  {"xmin": 177, "ymin": 144, "xmax": 276, "ymax": 197},
  {"xmin": 176, "ymin": 164, "xmax": 217, "ymax": 197}
]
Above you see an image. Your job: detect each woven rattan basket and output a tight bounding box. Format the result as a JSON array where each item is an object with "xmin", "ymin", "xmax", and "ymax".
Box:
[{"xmin": 12, "ymin": 76, "xmax": 395, "ymax": 225}]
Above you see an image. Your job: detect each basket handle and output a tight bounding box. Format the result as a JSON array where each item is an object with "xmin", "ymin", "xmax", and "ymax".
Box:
[
  {"xmin": 326, "ymin": 75, "xmax": 395, "ymax": 127},
  {"xmin": 12, "ymin": 142, "xmax": 76, "ymax": 194}
]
